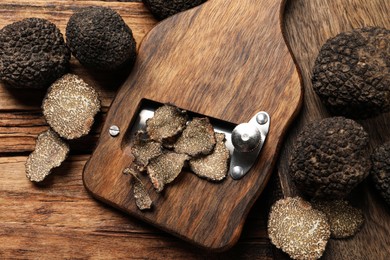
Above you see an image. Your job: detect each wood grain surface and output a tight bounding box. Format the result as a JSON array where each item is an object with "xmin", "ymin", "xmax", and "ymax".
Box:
[
  {"xmin": 83, "ymin": 0, "xmax": 301, "ymax": 251},
  {"xmin": 0, "ymin": 0, "xmax": 389, "ymax": 259}
]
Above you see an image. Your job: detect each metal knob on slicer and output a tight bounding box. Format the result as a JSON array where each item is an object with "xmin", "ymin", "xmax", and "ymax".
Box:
[{"xmin": 231, "ymin": 123, "xmax": 262, "ymax": 152}]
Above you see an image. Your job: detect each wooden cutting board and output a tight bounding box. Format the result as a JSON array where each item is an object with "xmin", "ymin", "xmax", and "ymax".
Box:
[{"xmin": 83, "ymin": 0, "xmax": 301, "ymax": 251}]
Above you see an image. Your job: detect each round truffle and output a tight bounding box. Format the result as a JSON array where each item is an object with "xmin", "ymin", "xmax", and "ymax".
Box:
[
  {"xmin": 66, "ymin": 6, "xmax": 136, "ymax": 70},
  {"xmin": 268, "ymin": 197, "xmax": 330, "ymax": 260},
  {"xmin": 42, "ymin": 74, "xmax": 101, "ymax": 140},
  {"xmin": 289, "ymin": 117, "xmax": 371, "ymax": 199},
  {"xmin": 0, "ymin": 18, "xmax": 70, "ymax": 89},
  {"xmin": 312, "ymin": 27, "xmax": 390, "ymax": 119},
  {"xmin": 371, "ymin": 142, "xmax": 390, "ymax": 206},
  {"xmin": 142, "ymin": 0, "xmax": 207, "ymax": 20}
]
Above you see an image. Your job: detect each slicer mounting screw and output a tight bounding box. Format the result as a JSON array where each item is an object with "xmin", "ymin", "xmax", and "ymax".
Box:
[
  {"xmin": 256, "ymin": 112, "xmax": 268, "ymax": 125},
  {"xmin": 109, "ymin": 125, "xmax": 120, "ymax": 137},
  {"xmin": 231, "ymin": 123, "xmax": 261, "ymax": 152}
]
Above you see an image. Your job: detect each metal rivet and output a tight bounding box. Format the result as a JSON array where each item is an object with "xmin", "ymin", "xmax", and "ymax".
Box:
[
  {"xmin": 109, "ymin": 125, "xmax": 120, "ymax": 137},
  {"xmin": 231, "ymin": 123, "xmax": 261, "ymax": 152},
  {"xmin": 231, "ymin": 166, "xmax": 244, "ymax": 179},
  {"xmin": 256, "ymin": 113, "xmax": 268, "ymax": 125}
]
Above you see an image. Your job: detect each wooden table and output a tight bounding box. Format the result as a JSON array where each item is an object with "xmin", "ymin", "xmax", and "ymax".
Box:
[{"xmin": 0, "ymin": 0, "xmax": 389, "ymax": 259}]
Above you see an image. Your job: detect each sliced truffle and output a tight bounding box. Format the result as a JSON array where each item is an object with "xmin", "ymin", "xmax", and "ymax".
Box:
[
  {"xmin": 189, "ymin": 133, "xmax": 230, "ymax": 181},
  {"xmin": 147, "ymin": 151, "xmax": 189, "ymax": 192},
  {"xmin": 268, "ymin": 197, "xmax": 330, "ymax": 260},
  {"xmin": 124, "ymin": 167, "xmax": 153, "ymax": 210},
  {"xmin": 66, "ymin": 6, "xmax": 136, "ymax": 71},
  {"xmin": 142, "ymin": 0, "xmax": 207, "ymax": 20},
  {"xmin": 289, "ymin": 117, "xmax": 370, "ymax": 199},
  {"xmin": 26, "ymin": 129, "xmax": 69, "ymax": 182},
  {"xmin": 42, "ymin": 74, "xmax": 101, "ymax": 140},
  {"xmin": 174, "ymin": 117, "xmax": 216, "ymax": 157},
  {"xmin": 371, "ymin": 142, "xmax": 390, "ymax": 206},
  {"xmin": 0, "ymin": 18, "xmax": 70, "ymax": 89},
  {"xmin": 312, "ymin": 27, "xmax": 390, "ymax": 119},
  {"xmin": 131, "ymin": 131, "xmax": 162, "ymax": 170},
  {"xmin": 146, "ymin": 104, "xmax": 187, "ymax": 143},
  {"xmin": 312, "ymin": 199, "xmax": 364, "ymax": 238}
]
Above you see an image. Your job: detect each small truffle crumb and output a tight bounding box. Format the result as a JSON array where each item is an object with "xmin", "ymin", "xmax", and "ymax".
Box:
[
  {"xmin": 189, "ymin": 133, "xmax": 230, "ymax": 181},
  {"xmin": 312, "ymin": 199, "xmax": 364, "ymax": 239},
  {"xmin": 131, "ymin": 131, "xmax": 162, "ymax": 170},
  {"xmin": 371, "ymin": 142, "xmax": 390, "ymax": 206},
  {"xmin": 146, "ymin": 104, "xmax": 187, "ymax": 143},
  {"xmin": 26, "ymin": 129, "xmax": 69, "ymax": 182},
  {"xmin": 147, "ymin": 152, "xmax": 189, "ymax": 192},
  {"xmin": 174, "ymin": 117, "xmax": 216, "ymax": 157},
  {"xmin": 42, "ymin": 74, "xmax": 101, "ymax": 140},
  {"xmin": 268, "ymin": 197, "xmax": 330, "ymax": 260},
  {"xmin": 124, "ymin": 167, "xmax": 153, "ymax": 210}
]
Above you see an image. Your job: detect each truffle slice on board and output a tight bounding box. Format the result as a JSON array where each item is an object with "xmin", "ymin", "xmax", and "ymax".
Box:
[
  {"xmin": 124, "ymin": 167, "xmax": 153, "ymax": 210},
  {"xmin": 146, "ymin": 104, "xmax": 187, "ymax": 143},
  {"xmin": 174, "ymin": 117, "xmax": 216, "ymax": 157},
  {"xmin": 131, "ymin": 131, "xmax": 162, "ymax": 171},
  {"xmin": 0, "ymin": 18, "xmax": 70, "ymax": 89},
  {"xmin": 42, "ymin": 74, "xmax": 101, "ymax": 140},
  {"xmin": 268, "ymin": 197, "xmax": 330, "ymax": 260},
  {"xmin": 142, "ymin": 0, "xmax": 207, "ymax": 20},
  {"xmin": 26, "ymin": 129, "xmax": 70, "ymax": 182},
  {"xmin": 189, "ymin": 132, "xmax": 230, "ymax": 181},
  {"xmin": 147, "ymin": 152, "xmax": 189, "ymax": 192},
  {"xmin": 371, "ymin": 142, "xmax": 390, "ymax": 206},
  {"xmin": 312, "ymin": 199, "xmax": 364, "ymax": 239}
]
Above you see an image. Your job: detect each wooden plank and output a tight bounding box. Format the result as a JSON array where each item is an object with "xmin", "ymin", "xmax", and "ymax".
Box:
[{"xmin": 0, "ymin": 156, "xmax": 273, "ymax": 259}]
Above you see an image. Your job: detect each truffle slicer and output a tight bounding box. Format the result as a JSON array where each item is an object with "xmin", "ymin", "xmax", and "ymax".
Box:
[{"xmin": 83, "ymin": 0, "xmax": 302, "ymax": 251}]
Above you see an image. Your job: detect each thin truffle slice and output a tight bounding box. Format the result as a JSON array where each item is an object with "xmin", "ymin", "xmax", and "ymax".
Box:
[
  {"xmin": 26, "ymin": 129, "xmax": 69, "ymax": 182},
  {"xmin": 42, "ymin": 74, "xmax": 101, "ymax": 140},
  {"xmin": 147, "ymin": 152, "xmax": 189, "ymax": 192},
  {"xmin": 371, "ymin": 142, "xmax": 390, "ymax": 206},
  {"xmin": 142, "ymin": 0, "xmax": 207, "ymax": 20},
  {"xmin": 174, "ymin": 117, "xmax": 216, "ymax": 157},
  {"xmin": 312, "ymin": 199, "xmax": 364, "ymax": 239},
  {"xmin": 268, "ymin": 197, "xmax": 330, "ymax": 260},
  {"xmin": 131, "ymin": 131, "xmax": 162, "ymax": 170},
  {"xmin": 124, "ymin": 167, "xmax": 152, "ymax": 210},
  {"xmin": 146, "ymin": 104, "xmax": 187, "ymax": 143},
  {"xmin": 189, "ymin": 133, "xmax": 230, "ymax": 181},
  {"xmin": 0, "ymin": 18, "xmax": 70, "ymax": 89}
]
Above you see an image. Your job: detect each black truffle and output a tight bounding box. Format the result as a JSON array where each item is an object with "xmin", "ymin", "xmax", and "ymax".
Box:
[
  {"xmin": 312, "ymin": 27, "xmax": 390, "ymax": 119},
  {"xmin": 66, "ymin": 6, "xmax": 136, "ymax": 71},
  {"xmin": 289, "ymin": 117, "xmax": 371, "ymax": 199},
  {"xmin": 371, "ymin": 142, "xmax": 390, "ymax": 206},
  {"xmin": 142, "ymin": 0, "xmax": 207, "ymax": 20},
  {"xmin": 0, "ymin": 18, "xmax": 70, "ymax": 89}
]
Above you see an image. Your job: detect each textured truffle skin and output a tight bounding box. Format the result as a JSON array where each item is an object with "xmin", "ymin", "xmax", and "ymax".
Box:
[
  {"xmin": 312, "ymin": 27, "xmax": 390, "ymax": 119},
  {"xmin": 142, "ymin": 0, "xmax": 207, "ymax": 20},
  {"xmin": 289, "ymin": 117, "xmax": 371, "ymax": 199},
  {"xmin": 371, "ymin": 142, "xmax": 390, "ymax": 206},
  {"xmin": 0, "ymin": 18, "xmax": 70, "ymax": 89},
  {"xmin": 66, "ymin": 6, "xmax": 136, "ymax": 70}
]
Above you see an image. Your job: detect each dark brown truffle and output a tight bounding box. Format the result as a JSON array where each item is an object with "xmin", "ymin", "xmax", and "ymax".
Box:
[
  {"xmin": 131, "ymin": 130, "xmax": 162, "ymax": 171},
  {"xmin": 42, "ymin": 74, "xmax": 101, "ymax": 140},
  {"xmin": 146, "ymin": 104, "xmax": 187, "ymax": 143},
  {"xmin": 189, "ymin": 133, "xmax": 230, "ymax": 181},
  {"xmin": 0, "ymin": 18, "xmax": 70, "ymax": 89},
  {"xmin": 268, "ymin": 197, "xmax": 330, "ymax": 260},
  {"xmin": 289, "ymin": 117, "xmax": 371, "ymax": 199},
  {"xmin": 174, "ymin": 117, "xmax": 216, "ymax": 157},
  {"xmin": 66, "ymin": 6, "xmax": 136, "ymax": 71},
  {"xmin": 312, "ymin": 27, "xmax": 390, "ymax": 119},
  {"xmin": 371, "ymin": 142, "xmax": 390, "ymax": 206},
  {"xmin": 147, "ymin": 151, "xmax": 189, "ymax": 192},
  {"xmin": 142, "ymin": 0, "xmax": 207, "ymax": 20},
  {"xmin": 26, "ymin": 129, "xmax": 69, "ymax": 182}
]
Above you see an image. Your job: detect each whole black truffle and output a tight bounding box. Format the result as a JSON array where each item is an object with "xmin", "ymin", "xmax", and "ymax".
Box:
[
  {"xmin": 0, "ymin": 18, "xmax": 70, "ymax": 89},
  {"xmin": 371, "ymin": 142, "xmax": 390, "ymax": 206},
  {"xmin": 289, "ymin": 117, "xmax": 371, "ymax": 199},
  {"xmin": 312, "ymin": 27, "xmax": 390, "ymax": 119},
  {"xmin": 66, "ymin": 6, "xmax": 136, "ymax": 71},
  {"xmin": 142, "ymin": 0, "xmax": 207, "ymax": 20}
]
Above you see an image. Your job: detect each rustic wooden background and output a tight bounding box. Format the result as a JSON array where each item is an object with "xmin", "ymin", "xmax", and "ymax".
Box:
[{"xmin": 0, "ymin": 0, "xmax": 389, "ymax": 259}]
